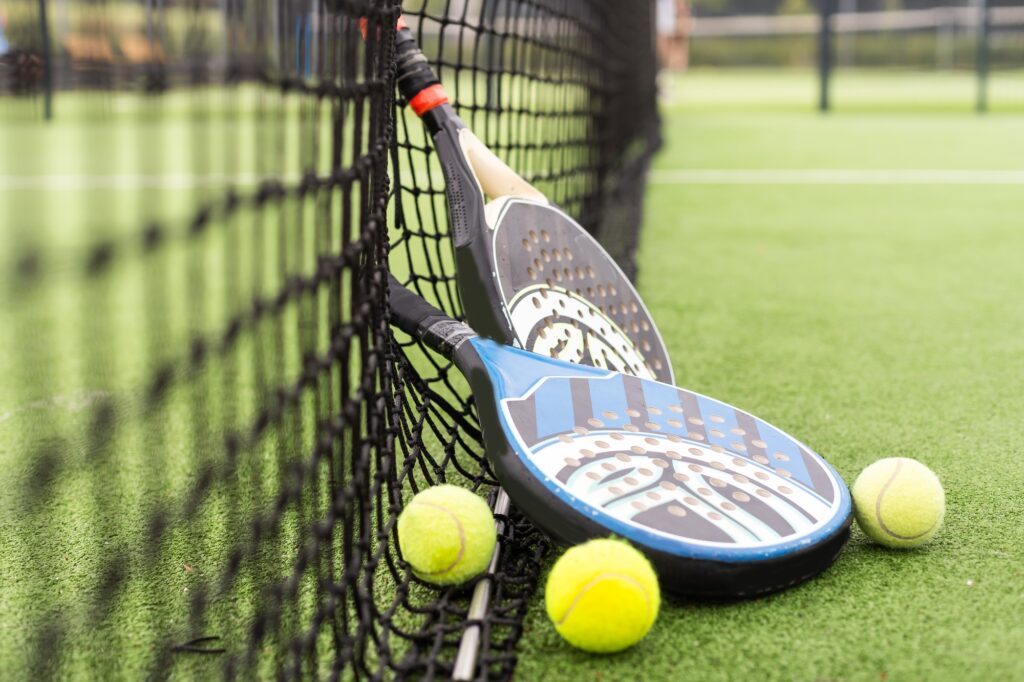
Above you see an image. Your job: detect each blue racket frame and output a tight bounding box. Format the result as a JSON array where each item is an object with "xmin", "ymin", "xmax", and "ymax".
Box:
[
  {"xmin": 473, "ymin": 338, "xmax": 851, "ymax": 562},
  {"xmin": 389, "ymin": 276, "xmax": 853, "ymax": 596}
]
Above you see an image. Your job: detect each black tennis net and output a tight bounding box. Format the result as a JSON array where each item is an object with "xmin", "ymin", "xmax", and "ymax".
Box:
[{"xmin": 0, "ymin": 0, "xmax": 659, "ymax": 679}]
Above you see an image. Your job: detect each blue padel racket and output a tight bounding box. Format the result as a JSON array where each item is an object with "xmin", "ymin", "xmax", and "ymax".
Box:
[
  {"xmin": 386, "ymin": 17, "xmax": 674, "ymax": 383},
  {"xmin": 390, "ymin": 277, "xmax": 852, "ymax": 597}
]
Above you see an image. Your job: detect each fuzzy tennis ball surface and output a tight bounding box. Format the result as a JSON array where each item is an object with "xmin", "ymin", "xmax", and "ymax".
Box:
[
  {"xmin": 397, "ymin": 485, "xmax": 496, "ymax": 586},
  {"xmin": 852, "ymin": 457, "xmax": 945, "ymax": 549},
  {"xmin": 545, "ymin": 538, "xmax": 660, "ymax": 653}
]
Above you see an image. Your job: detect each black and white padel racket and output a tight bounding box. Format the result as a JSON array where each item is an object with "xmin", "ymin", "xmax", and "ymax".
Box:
[
  {"xmin": 387, "ymin": 16, "xmax": 673, "ymax": 383},
  {"xmin": 389, "ymin": 277, "xmax": 852, "ymax": 598},
  {"xmin": 371, "ymin": 17, "xmax": 680, "ymax": 674}
]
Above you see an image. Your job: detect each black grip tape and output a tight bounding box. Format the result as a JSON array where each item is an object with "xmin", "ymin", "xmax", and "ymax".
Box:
[
  {"xmin": 387, "ymin": 275, "xmax": 446, "ymax": 335},
  {"xmin": 395, "ymin": 27, "xmax": 439, "ymax": 103},
  {"xmin": 387, "ymin": 276, "xmax": 475, "ymax": 357}
]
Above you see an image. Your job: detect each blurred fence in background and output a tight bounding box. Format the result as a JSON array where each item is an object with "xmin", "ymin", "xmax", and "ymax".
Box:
[
  {"xmin": 686, "ymin": 2, "xmax": 1024, "ymax": 71},
  {"xmin": 656, "ymin": 1, "xmax": 1024, "ymax": 111}
]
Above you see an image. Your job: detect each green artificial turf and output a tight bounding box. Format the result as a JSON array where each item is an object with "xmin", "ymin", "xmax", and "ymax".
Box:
[
  {"xmin": 514, "ymin": 70, "xmax": 1024, "ymax": 681},
  {"xmin": 3, "ymin": 68, "xmax": 1024, "ymax": 680}
]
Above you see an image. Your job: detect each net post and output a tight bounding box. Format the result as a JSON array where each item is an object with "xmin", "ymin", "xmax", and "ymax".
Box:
[
  {"xmin": 37, "ymin": 0, "xmax": 53, "ymax": 120},
  {"xmin": 976, "ymin": 0, "xmax": 990, "ymax": 114},
  {"xmin": 817, "ymin": 0, "xmax": 834, "ymax": 113}
]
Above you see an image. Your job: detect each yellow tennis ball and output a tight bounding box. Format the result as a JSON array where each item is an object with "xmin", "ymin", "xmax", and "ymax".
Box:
[
  {"xmin": 397, "ymin": 485, "xmax": 496, "ymax": 586},
  {"xmin": 852, "ymin": 457, "xmax": 945, "ymax": 549},
  {"xmin": 545, "ymin": 538, "xmax": 660, "ymax": 653}
]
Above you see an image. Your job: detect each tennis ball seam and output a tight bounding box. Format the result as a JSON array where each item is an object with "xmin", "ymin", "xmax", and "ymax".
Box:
[
  {"xmin": 874, "ymin": 459, "xmax": 941, "ymax": 541},
  {"xmin": 554, "ymin": 572, "xmax": 653, "ymax": 626},
  {"xmin": 407, "ymin": 500, "xmax": 465, "ymax": 576}
]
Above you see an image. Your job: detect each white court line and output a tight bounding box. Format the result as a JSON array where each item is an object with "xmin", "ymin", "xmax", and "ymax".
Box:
[
  {"xmin": 5, "ymin": 169, "xmax": 1024, "ymax": 190},
  {"xmin": 650, "ymin": 169, "xmax": 1024, "ymax": 185},
  {"xmin": 0, "ymin": 172, "xmax": 300, "ymax": 191}
]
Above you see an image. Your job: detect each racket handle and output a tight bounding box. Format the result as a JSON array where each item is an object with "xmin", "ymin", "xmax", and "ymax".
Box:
[
  {"xmin": 387, "ymin": 276, "xmax": 476, "ymax": 357},
  {"xmin": 360, "ymin": 16, "xmax": 451, "ymax": 121},
  {"xmin": 394, "ymin": 24, "xmax": 446, "ymax": 111},
  {"xmin": 358, "ymin": 17, "xmax": 440, "ymax": 103}
]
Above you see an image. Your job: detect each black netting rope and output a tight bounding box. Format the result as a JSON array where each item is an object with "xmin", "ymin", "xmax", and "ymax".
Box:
[{"xmin": 1, "ymin": 0, "xmax": 658, "ymax": 679}]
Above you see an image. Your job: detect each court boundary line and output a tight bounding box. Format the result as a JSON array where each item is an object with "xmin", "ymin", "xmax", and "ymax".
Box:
[
  {"xmin": 0, "ymin": 172, "xmax": 295, "ymax": 190},
  {"xmin": 4, "ymin": 169, "xmax": 1024, "ymax": 190},
  {"xmin": 650, "ymin": 169, "xmax": 1024, "ymax": 185}
]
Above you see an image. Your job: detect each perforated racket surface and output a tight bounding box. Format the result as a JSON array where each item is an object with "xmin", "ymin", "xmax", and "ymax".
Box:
[
  {"xmin": 390, "ymin": 20, "xmax": 674, "ymax": 384},
  {"xmin": 389, "ymin": 278, "xmax": 852, "ymax": 596},
  {"xmin": 489, "ymin": 198, "xmax": 669, "ymax": 380},
  {"xmin": 480, "ymin": 339, "xmax": 849, "ymax": 563}
]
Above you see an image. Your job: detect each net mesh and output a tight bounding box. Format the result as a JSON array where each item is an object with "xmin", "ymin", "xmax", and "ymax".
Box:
[{"xmin": 0, "ymin": 0, "xmax": 659, "ymax": 679}]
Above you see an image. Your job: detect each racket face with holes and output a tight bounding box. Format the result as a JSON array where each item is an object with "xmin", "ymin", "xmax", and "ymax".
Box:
[
  {"xmin": 391, "ymin": 21, "xmax": 674, "ymax": 384},
  {"xmin": 428, "ymin": 121, "xmax": 676, "ymax": 385},
  {"xmin": 485, "ymin": 197, "xmax": 673, "ymax": 383},
  {"xmin": 458, "ymin": 336, "xmax": 852, "ymax": 595}
]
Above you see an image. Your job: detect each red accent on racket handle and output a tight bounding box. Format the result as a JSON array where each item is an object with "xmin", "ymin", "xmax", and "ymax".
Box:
[
  {"xmin": 358, "ymin": 15, "xmax": 407, "ymax": 40},
  {"xmin": 409, "ymin": 84, "xmax": 449, "ymax": 117}
]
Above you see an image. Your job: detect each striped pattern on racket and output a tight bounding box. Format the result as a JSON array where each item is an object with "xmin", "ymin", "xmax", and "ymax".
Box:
[
  {"xmin": 503, "ymin": 371, "xmax": 841, "ymax": 558},
  {"xmin": 388, "ymin": 276, "xmax": 852, "ymax": 596}
]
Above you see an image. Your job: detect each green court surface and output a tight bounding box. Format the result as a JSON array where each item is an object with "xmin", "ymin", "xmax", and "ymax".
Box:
[
  {"xmin": 516, "ymin": 70, "xmax": 1024, "ymax": 681},
  {"xmin": 3, "ymin": 69, "xmax": 1024, "ymax": 679}
]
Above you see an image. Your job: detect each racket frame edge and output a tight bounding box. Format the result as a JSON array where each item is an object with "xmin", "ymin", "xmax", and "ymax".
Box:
[{"xmin": 452, "ymin": 337, "xmax": 853, "ymax": 598}]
